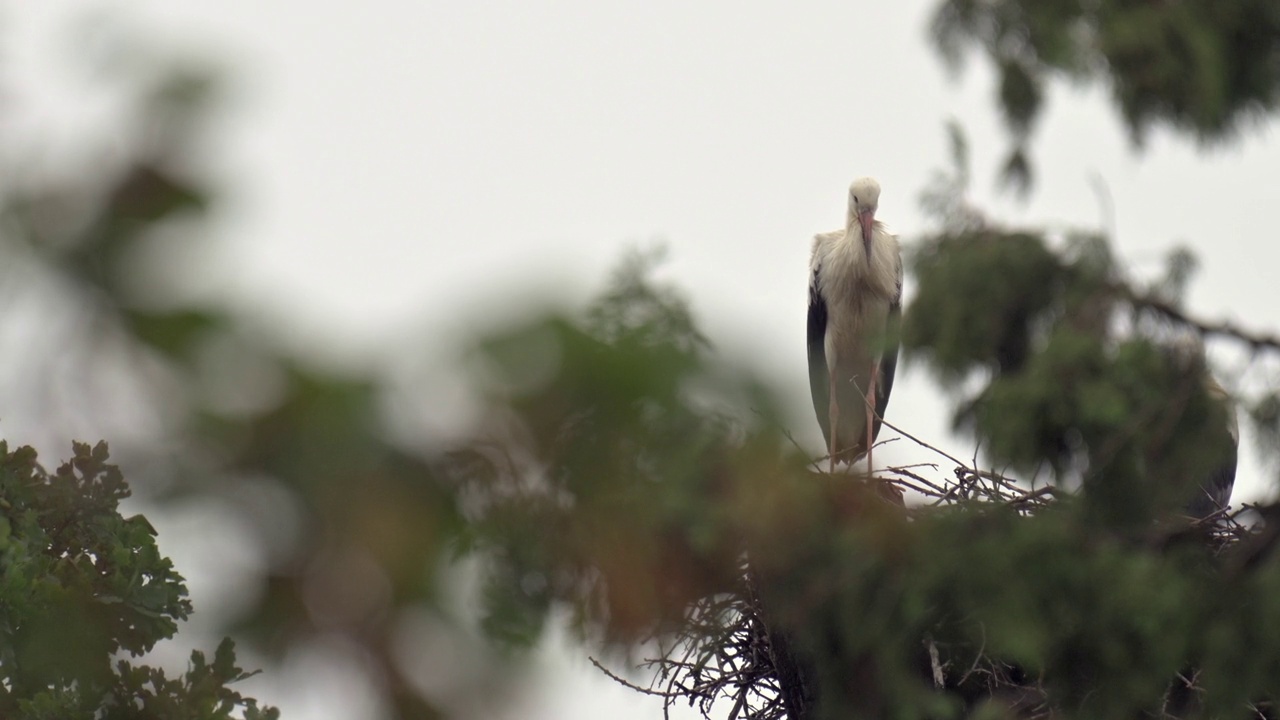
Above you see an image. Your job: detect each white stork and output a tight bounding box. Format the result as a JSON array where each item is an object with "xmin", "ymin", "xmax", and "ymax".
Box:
[
  {"xmin": 808, "ymin": 177, "xmax": 903, "ymax": 472},
  {"xmin": 1167, "ymin": 336, "xmax": 1239, "ymax": 518},
  {"xmin": 1186, "ymin": 373, "xmax": 1239, "ymax": 519}
]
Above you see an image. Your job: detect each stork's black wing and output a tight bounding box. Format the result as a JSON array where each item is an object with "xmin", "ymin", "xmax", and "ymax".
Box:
[
  {"xmin": 1183, "ymin": 377, "xmax": 1239, "ymax": 519},
  {"xmin": 870, "ymin": 266, "xmax": 903, "ymax": 443},
  {"xmin": 1186, "ymin": 434, "xmax": 1238, "ymax": 519},
  {"xmin": 807, "ymin": 266, "xmax": 832, "ymax": 448}
]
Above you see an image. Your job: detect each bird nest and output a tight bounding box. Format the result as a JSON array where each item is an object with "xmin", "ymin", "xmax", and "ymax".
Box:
[{"xmin": 591, "ymin": 453, "xmax": 1261, "ymax": 720}]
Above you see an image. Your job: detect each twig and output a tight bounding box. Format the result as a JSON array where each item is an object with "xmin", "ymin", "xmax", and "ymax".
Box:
[
  {"xmin": 782, "ymin": 426, "xmax": 825, "ymax": 473},
  {"xmin": 877, "ymin": 417, "xmax": 971, "ymax": 471},
  {"xmin": 958, "ymin": 623, "xmax": 987, "ymax": 686},
  {"xmin": 1117, "ymin": 283, "xmax": 1280, "ymax": 355},
  {"xmin": 1005, "ymin": 485, "xmax": 1059, "ymax": 507},
  {"xmin": 589, "ymin": 657, "xmax": 681, "ymax": 699},
  {"xmin": 925, "ymin": 634, "xmax": 946, "ymax": 689},
  {"xmin": 884, "ymin": 465, "xmax": 951, "ymax": 497}
]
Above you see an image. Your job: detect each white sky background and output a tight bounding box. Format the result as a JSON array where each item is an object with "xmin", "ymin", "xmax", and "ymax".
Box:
[{"xmin": 6, "ymin": 1, "xmax": 1280, "ymax": 719}]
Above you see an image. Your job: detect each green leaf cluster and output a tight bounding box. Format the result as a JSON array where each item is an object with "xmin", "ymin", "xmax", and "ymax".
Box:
[
  {"xmin": 0, "ymin": 41, "xmax": 470, "ymax": 718},
  {"xmin": 906, "ymin": 226, "xmax": 1239, "ymax": 526},
  {"xmin": 432, "ymin": 253, "xmax": 1269, "ymax": 720},
  {"xmin": 455, "ymin": 249, "xmax": 801, "ymax": 645},
  {"xmin": 931, "ymin": 0, "xmax": 1280, "ymax": 187},
  {"xmin": 456, "ymin": 248, "xmax": 1279, "ymax": 719},
  {"xmin": 0, "ymin": 441, "xmax": 275, "ymax": 719},
  {"xmin": 760, "ymin": 496, "xmax": 1280, "ymax": 719}
]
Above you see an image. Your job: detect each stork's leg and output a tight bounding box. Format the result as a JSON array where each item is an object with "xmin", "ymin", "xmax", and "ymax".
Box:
[
  {"xmin": 865, "ymin": 363, "xmax": 878, "ymax": 473},
  {"xmin": 828, "ymin": 371, "xmax": 840, "ymax": 474}
]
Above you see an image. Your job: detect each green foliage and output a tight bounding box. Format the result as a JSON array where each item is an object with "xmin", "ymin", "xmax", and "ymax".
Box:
[
  {"xmin": 753, "ymin": 500, "xmax": 1247, "ymax": 719},
  {"xmin": 918, "ymin": 120, "xmax": 984, "ymax": 232},
  {"xmin": 585, "ymin": 246, "xmax": 709, "ymax": 354},
  {"xmin": 106, "ymin": 638, "xmax": 277, "ymax": 720},
  {"xmin": 930, "ymin": 0, "xmax": 1280, "ymax": 187},
  {"xmin": 205, "ymin": 361, "xmax": 465, "ymax": 669},
  {"xmin": 0, "ymin": 441, "xmax": 275, "ymax": 719},
  {"xmin": 904, "ymin": 216, "xmax": 1242, "ymax": 527},
  {"xmin": 0, "ymin": 38, "xmax": 470, "ymax": 719},
  {"xmin": 456, "ymin": 250, "xmax": 797, "ymax": 645},
  {"xmin": 454, "ymin": 247, "xmax": 1280, "ymax": 719},
  {"xmin": 904, "ymin": 230, "xmax": 1064, "ymax": 382}
]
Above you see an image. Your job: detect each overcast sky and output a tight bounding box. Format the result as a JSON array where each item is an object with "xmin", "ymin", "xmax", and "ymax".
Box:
[{"xmin": 9, "ymin": 1, "xmax": 1280, "ymax": 718}]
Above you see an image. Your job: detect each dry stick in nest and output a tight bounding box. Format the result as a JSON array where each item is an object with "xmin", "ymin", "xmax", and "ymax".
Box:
[{"xmin": 590, "ymin": 577, "xmax": 787, "ymax": 720}]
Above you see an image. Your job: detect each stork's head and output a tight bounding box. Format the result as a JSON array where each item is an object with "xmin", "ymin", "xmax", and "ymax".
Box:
[{"xmin": 847, "ymin": 177, "xmax": 881, "ymax": 257}]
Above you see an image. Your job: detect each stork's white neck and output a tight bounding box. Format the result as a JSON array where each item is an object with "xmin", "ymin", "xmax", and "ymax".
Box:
[
  {"xmin": 812, "ymin": 222, "xmax": 899, "ymax": 309},
  {"xmin": 837, "ymin": 221, "xmax": 868, "ymax": 269}
]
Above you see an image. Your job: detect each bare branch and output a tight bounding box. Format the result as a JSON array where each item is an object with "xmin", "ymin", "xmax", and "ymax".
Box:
[{"xmin": 1118, "ymin": 283, "xmax": 1280, "ymax": 354}]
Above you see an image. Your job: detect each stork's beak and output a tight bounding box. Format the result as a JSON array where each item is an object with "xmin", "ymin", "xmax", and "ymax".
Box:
[{"xmin": 859, "ymin": 210, "xmax": 875, "ymax": 257}]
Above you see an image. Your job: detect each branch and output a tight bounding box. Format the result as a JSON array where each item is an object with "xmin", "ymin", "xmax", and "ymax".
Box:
[
  {"xmin": 1117, "ymin": 284, "xmax": 1280, "ymax": 354},
  {"xmin": 876, "ymin": 417, "xmax": 970, "ymax": 471},
  {"xmin": 588, "ymin": 657, "xmax": 682, "ymax": 699}
]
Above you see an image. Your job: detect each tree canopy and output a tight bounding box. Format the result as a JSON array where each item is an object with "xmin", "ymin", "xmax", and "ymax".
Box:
[{"xmin": 930, "ymin": 0, "xmax": 1280, "ymax": 189}]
